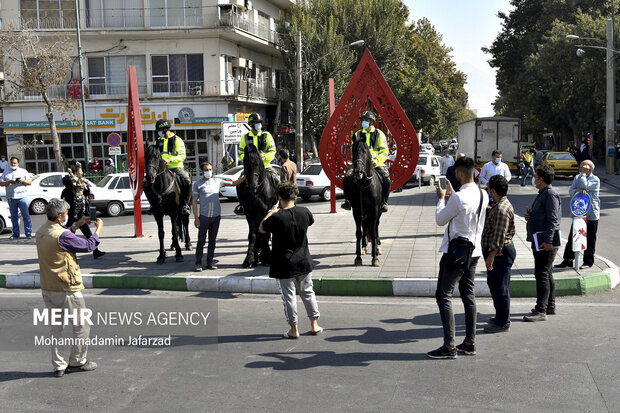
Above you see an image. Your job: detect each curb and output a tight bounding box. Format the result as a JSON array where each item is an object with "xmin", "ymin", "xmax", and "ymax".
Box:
[{"xmin": 1, "ymin": 267, "xmax": 617, "ymax": 297}]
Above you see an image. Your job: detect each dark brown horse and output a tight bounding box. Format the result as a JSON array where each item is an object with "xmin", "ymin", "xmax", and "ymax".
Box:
[
  {"xmin": 142, "ymin": 143, "xmax": 191, "ymax": 264},
  {"xmin": 343, "ymin": 139, "xmax": 383, "ymax": 266},
  {"xmin": 236, "ymin": 143, "xmax": 278, "ymax": 268}
]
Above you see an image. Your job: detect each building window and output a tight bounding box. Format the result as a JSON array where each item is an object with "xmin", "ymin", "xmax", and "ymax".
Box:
[
  {"xmin": 20, "ymin": 0, "xmax": 76, "ymax": 29},
  {"xmin": 86, "ymin": 0, "xmax": 144, "ymax": 28},
  {"xmin": 87, "ymin": 56, "xmax": 146, "ymax": 96},
  {"xmin": 150, "ymin": 0, "xmax": 201, "ymax": 28},
  {"xmin": 151, "ymin": 54, "xmax": 203, "ymax": 95}
]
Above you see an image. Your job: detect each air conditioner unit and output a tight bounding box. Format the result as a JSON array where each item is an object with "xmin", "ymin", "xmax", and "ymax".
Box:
[
  {"xmin": 245, "ymin": 0, "xmax": 253, "ymax": 10},
  {"xmin": 246, "ymin": 60, "xmax": 253, "ymax": 70},
  {"xmin": 233, "ymin": 0, "xmax": 246, "ymax": 10},
  {"xmin": 0, "ymin": 72, "xmax": 4, "ymax": 82},
  {"xmin": 232, "ymin": 57, "xmax": 247, "ymax": 68}
]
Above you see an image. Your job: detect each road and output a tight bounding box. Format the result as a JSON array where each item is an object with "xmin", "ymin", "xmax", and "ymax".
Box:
[{"xmin": 0, "ymin": 289, "xmax": 618, "ymax": 412}]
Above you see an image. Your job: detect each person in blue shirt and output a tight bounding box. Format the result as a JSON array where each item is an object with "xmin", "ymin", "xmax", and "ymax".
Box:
[{"xmin": 555, "ymin": 160, "xmax": 600, "ymax": 269}]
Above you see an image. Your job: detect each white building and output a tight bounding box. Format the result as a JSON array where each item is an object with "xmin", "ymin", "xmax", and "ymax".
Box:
[{"xmin": 0, "ymin": 0, "xmax": 294, "ymax": 174}]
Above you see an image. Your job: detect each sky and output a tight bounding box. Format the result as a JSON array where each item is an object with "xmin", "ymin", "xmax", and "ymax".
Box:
[{"xmin": 404, "ymin": 0, "xmax": 514, "ymax": 117}]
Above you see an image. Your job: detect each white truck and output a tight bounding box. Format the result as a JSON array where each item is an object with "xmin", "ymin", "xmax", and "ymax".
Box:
[{"xmin": 457, "ymin": 117, "xmax": 521, "ymax": 167}]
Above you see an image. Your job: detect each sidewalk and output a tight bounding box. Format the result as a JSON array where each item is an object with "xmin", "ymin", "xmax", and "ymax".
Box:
[{"xmin": 0, "ymin": 185, "xmax": 617, "ymax": 296}]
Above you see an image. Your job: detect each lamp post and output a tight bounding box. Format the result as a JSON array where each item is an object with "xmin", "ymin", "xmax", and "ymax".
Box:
[
  {"xmin": 295, "ymin": 37, "xmax": 365, "ymax": 172},
  {"xmin": 567, "ymin": 18, "xmax": 617, "ymax": 175},
  {"xmin": 74, "ymin": 0, "xmax": 92, "ymax": 164}
]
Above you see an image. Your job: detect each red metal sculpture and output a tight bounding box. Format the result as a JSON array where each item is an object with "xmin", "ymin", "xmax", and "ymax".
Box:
[
  {"xmin": 127, "ymin": 66, "xmax": 145, "ymax": 237},
  {"xmin": 319, "ymin": 49, "xmax": 419, "ymax": 190}
]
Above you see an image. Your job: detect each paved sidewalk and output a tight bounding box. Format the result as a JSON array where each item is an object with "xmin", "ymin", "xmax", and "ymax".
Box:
[{"xmin": 0, "ymin": 185, "xmax": 617, "ymax": 296}]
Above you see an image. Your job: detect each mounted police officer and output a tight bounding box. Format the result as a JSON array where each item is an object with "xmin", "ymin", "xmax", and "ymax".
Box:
[
  {"xmin": 234, "ymin": 112, "xmax": 279, "ymax": 215},
  {"xmin": 341, "ymin": 111, "xmax": 390, "ymax": 212},
  {"xmin": 155, "ymin": 119, "xmax": 192, "ymax": 215}
]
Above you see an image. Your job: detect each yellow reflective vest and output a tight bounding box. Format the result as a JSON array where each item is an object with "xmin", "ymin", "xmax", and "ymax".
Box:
[
  {"xmin": 158, "ymin": 131, "xmax": 186, "ymax": 169},
  {"xmin": 354, "ymin": 126, "xmax": 388, "ymax": 167},
  {"xmin": 239, "ymin": 130, "xmax": 276, "ymax": 167}
]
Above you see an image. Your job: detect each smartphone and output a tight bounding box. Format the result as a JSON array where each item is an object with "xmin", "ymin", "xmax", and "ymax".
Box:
[
  {"xmin": 89, "ymin": 207, "xmax": 97, "ymax": 222},
  {"xmin": 526, "ymin": 207, "xmax": 532, "ymax": 215},
  {"xmin": 438, "ymin": 176, "xmax": 447, "ymax": 189}
]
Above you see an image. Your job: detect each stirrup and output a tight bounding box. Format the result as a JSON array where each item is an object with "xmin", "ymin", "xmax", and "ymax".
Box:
[
  {"xmin": 341, "ymin": 200, "xmax": 351, "ymax": 210},
  {"xmin": 380, "ymin": 202, "xmax": 388, "ymax": 212},
  {"xmin": 181, "ymin": 205, "xmax": 191, "ymax": 215},
  {"xmin": 234, "ymin": 204, "xmax": 245, "ymax": 215}
]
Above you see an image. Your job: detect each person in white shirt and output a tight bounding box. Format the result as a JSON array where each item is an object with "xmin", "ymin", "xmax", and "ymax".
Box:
[
  {"xmin": 439, "ymin": 149, "xmax": 455, "ymax": 175},
  {"xmin": 479, "ymin": 149, "xmax": 512, "ymax": 186},
  {"xmin": 427, "ymin": 156, "xmax": 489, "ymax": 360},
  {"xmin": 0, "ymin": 155, "xmax": 8, "ymax": 173}
]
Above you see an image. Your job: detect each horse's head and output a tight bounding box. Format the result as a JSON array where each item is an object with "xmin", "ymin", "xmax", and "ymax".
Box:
[
  {"xmin": 351, "ymin": 139, "xmax": 373, "ymax": 181},
  {"xmin": 243, "ymin": 143, "xmax": 265, "ymax": 194},
  {"xmin": 144, "ymin": 143, "xmax": 164, "ymax": 184}
]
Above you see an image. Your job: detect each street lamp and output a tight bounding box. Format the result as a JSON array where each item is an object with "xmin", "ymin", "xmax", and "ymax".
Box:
[
  {"xmin": 295, "ymin": 36, "xmax": 365, "ymax": 171},
  {"xmin": 567, "ymin": 19, "xmax": 617, "ymax": 175}
]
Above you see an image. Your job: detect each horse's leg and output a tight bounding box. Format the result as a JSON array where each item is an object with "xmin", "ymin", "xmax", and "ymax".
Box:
[
  {"xmin": 155, "ymin": 213, "xmax": 166, "ymax": 264},
  {"xmin": 183, "ymin": 214, "xmax": 192, "ymax": 251},
  {"xmin": 259, "ymin": 231, "xmax": 271, "ymax": 265},
  {"xmin": 171, "ymin": 213, "xmax": 183, "ymax": 262},
  {"xmin": 376, "ymin": 215, "xmax": 382, "ymax": 255},
  {"xmin": 243, "ymin": 220, "xmax": 257, "ymax": 268},
  {"xmin": 370, "ymin": 218, "xmax": 380, "ymax": 267},
  {"xmin": 354, "ymin": 215, "xmax": 363, "ymax": 266}
]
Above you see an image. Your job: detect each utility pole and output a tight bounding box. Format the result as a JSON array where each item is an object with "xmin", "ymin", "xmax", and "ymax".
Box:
[
  {"xmin": 607, "ymin": 18, "xmax": 616, "ymax": 175},
  {"xmin": 75, "ymin": 0, "xmax": 92, "ymax": 164},
  {"xmin": 296, "ymin": 31, "xmax": 304, "ymax": 172}
]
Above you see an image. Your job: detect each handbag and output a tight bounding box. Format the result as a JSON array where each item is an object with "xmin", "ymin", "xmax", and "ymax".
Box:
[{"xmin": 445, "ymin": 188, "xmax": 483, "ymax": 270}]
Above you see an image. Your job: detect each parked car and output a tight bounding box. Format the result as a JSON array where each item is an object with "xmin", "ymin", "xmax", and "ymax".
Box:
[
  {"xmin": 0, "ymin": 200, "xmax": 14, "ymax": 233},
  {"xmin": 5, "ymin": 172, "xmax": 96, "ymax": 215},
  {"xmin": 213, "ymin": 164, "xmax": 282, "ymax": 200},
  {"xmin": 409, "ymin": 154, "xmax": 442, "ymax": 186},
  {"xmin": 296, "ymin": 163, "xmax": 344, "ymax": 201},
  {"xmin": 90, "ymin": 173, "xmax": 151, "ymax": 217},
  {"xmin": 420, "ymin": 143, "xmax": 435, "ymax": 155},
  {"xmin": 543, "ymin": 151, "xmax": 579, "ymax": 176}
]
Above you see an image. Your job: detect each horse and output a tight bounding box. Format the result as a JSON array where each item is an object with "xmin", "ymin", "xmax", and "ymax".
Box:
[
  {"xmin": 343, "ymin": 139, "xmax": 383, "ymax": 267},
  {"xmin": 142, "ymin": 143, "xmax": 191, "ymax": 264},
  {"xmin": 236, "ymin": 143, "xmax": 278, "ymax": 268}
]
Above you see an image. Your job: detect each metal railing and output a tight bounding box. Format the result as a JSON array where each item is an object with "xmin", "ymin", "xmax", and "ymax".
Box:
[
  {"xmin": 11, "ymin": 80, "xmax": 281, "ymax": 101},
  {"xmin": 217, "ymin": 12, "xmax": 279, "ymax": 43}
]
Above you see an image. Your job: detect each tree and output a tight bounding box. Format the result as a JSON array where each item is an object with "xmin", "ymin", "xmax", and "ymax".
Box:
[{"xmin": 0, "ymin": 25, "xmax": 78, "ymax": 170}]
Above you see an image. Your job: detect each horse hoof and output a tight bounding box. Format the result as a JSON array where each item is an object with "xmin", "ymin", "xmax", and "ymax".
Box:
[
  {"xmin": 242, "ymin": 260, "xmax": 252, "ymax": 268},
  {"xmin": 176, "ymin": 256, "xmax": 184, "ymax": 262},
  {"xmin": 185, "ymin": 244, "xmax": 192, "ymax": 251},
  {"xmin": 377, "ymin": 247, "xmax": 382, "ymax": 255},
  {"xmin": 354, "ymin": 258, "xmax": 363, "ymax": 266},
  {"xmin": 361, "ymin": 248, "xmax": 366, "ymax": 255},
  {"xmin": 372, "ymin": 259, "xmax": 380, "ymax": 267},
  {"xmin": 156, "ymin": 258, "xmax": 165, "ymax": 264}
]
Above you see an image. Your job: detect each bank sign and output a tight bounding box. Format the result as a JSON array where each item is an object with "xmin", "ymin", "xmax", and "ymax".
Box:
[{"xmin": 4, "ymin": 120, "xmax": 116, "ymax": 129}]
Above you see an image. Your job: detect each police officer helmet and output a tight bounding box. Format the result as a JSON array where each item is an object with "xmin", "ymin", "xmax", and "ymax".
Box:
[
  {"xmin": 156, "ymin": 119, "xmax": 171, "ymax": 131},
  {"xmin": 360, "ymin": 111, "xmax": 376, "ymax": 123},
  {"xmin": 247, "ymin": 113, "xmax": 263, "ymax": 125}
]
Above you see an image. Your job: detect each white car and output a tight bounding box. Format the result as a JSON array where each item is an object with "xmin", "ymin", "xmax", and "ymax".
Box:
[
  {"xmin": 90, "ymin": 173, "xmax": 151, "ymax": 217},
  {"xmin": 0, "ymin": 200, "xmax": 14, "ymax": 233},
  {"xmin": 409, "ymin": 154, "xmax": 442, "ymax": 186},
  {"xmin": 296, "ymin": 163, "xmax": 343, "ymax": 201},
  {"xmin": 9, "ymin": 172, "xmax": 95, "ymax": 215},
  {"xmin": 213, "ymin": 164, "xmax": 282, "ymax": 200},
  {"xmin": 420, "ymin": 143, "xmax": 435, "ymax": 155}
]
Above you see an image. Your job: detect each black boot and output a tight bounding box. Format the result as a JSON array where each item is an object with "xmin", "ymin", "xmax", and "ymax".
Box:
[
  {"xmin": 93, "ymin": 249, "xmax": 106, "ymax": 259},
  {"xmin": 341, "ymin": 199, "xmax": 351, "ymax": 210},
  {"xmin": 381, "ymin": 176, "xmax": 391, "ymax": 212}
]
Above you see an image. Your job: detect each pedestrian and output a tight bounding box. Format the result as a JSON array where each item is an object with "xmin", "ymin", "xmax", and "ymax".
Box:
[
  {"xmin": 192, "ymin": 161, "xmax": 243, "ymax": 271},
  {"xmin": 156, "ymin": 119, "xmax": 192, "ymax": 215},
  {"xmin": 89, "ymin": 157, "xmax": 102, "ymax": 173},
  {"xmin": 0, "ymin": 155, "xmax": 8, "ymax": 173},
  {"xmin": 427, "ymin": 156, "xmax": 488, "ymax": 359},
  {"xmin": 279, "ymin": 148, "xmax": 297, "ymax": 184},
  {"xmin": 524, "ymin": 164, "xmax": 561, "ymax": 322},
  {"xmin": 61, "ymin": 163, "xmax": 105, "ymax": 259},
  {"xmin": 482, "ymin": 175, "xmax": 516, "ymax": 333},
  {"xmin": 0, "ymin": 157, "xmax": 33, "ymax": 239},
  {"xmin": 479, "ymin": 149, "xmax": 512, "ymax": 186},
  {"xmin": 555, "ymin": 160, "xmax": 600, "ymax": 269},
  {"xmin": 103, "ymin": 158, "xmax": 115, "ymax": 175},
  {"xmin": 445, "ymin": 152, "xmax": 465, "ymax": 192},
  {"xmin": 520, "ymin": 149, "xmax": 535, "ymax": 186},
  {"xmin": 259, "ymin": 181, "xmax": 323, "ymax": 339},
  {"xmin": 439, "ymin": 149, "xmax": 455, "ymax": 175},
  {"xmin": 341, "ymin": 110, "xmax": 391, "ymax": 212},
  {"xmin": 35, "ymin": 198, "xmax": 103, "ymax": 377},
  {"xmin": 534, "ymin": 148, "xmax": 544, "ymax": 167}
]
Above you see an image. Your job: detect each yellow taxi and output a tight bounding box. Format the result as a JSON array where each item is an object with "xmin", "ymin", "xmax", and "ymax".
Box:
[{"xmin": 542, "ymin": 151, "xmax": 579, "ymax": 176}]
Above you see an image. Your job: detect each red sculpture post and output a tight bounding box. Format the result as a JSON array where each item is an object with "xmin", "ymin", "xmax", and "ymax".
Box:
[
  {"xmin": 127, "ymin": 66, "xmax": 145, "ymax": 238},
  {"xmin": 329, "ymin": 77, "xmax": 336, "ymax": 213},
  {"xmin": 319, "ymin": 49, "xmax": 418, "ymax": 191}
]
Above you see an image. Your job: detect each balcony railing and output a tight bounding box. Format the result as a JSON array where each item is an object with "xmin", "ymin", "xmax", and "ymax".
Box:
[
  {"xmin": 9, "ymin": 80, "xmax": 281, "ymax": 101},
  {"xmin": 1, "ymin": 17, "xmax": 77, "ymax": 29},
  {"xmin": 217, "ymin": 12, "xmax": 279, "ymax": 44}
]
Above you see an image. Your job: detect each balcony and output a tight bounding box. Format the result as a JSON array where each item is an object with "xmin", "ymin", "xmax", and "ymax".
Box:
[
  {"xmin": 7, "ymin": 80, "xmax": 281, "ymax": 101},
  {"xmin": 216, "ymin": 12, "xmax": 279, "ymax": 44}
]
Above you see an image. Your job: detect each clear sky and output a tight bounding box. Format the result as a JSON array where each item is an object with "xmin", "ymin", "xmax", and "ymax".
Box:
[{"xmin": 404, "ymin": 0, "xmax": 514, "ymax": 117}]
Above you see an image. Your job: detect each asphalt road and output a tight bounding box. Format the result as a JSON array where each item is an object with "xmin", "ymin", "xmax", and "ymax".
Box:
[{"xmin": 0, "ymin": 289, "xmax": 618, "ymax": 412}]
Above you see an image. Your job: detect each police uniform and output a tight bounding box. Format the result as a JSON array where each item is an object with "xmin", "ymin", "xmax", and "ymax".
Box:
[
  {"xmin": 158, "ymin": 130, "xmax": 192, "ymax": 209},
  {"xmin": 239, "ymin": 129, "xmax": 280, "ymax": 183}
]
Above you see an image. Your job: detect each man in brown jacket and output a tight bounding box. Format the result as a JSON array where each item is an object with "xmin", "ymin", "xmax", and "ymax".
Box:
[
  {"xmin": 279, "ymin": 148, "xmax": 297, "ymax": 184},
  {"xmin": 35, "ymin": 198, "xmax": 103, "ymax": 377}
]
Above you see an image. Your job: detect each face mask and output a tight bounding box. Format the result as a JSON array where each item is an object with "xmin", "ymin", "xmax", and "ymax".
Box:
[
  {"xmin": 11, "ymin": 165, "xmax": 18, "ymax": 170},
  {"xmin": 361, "ymin": 121, "xmax": 370, "ymax": 130},
  {"xmin": 494, "ymin": 157, "xmax": 501, "ymax": 164},
  {"xmin": 158, "ymin": 131, "xmax": 165, "ymax": 138},
  {"xmin": 254, "ymin": 123, "xmax": 262, "ymax": 131},
  {"xmin": 203, "ymin": 171, "xmax": 212, "ymax": 179},
  {"xmin": 62, "ymin": 214, "xmax": 69, "ymax": 227}
]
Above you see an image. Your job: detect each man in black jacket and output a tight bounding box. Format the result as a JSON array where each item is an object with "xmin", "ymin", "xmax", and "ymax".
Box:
[{"xmin": 524, "ymin": 164, "xmax": 561, "ymax": 321}]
